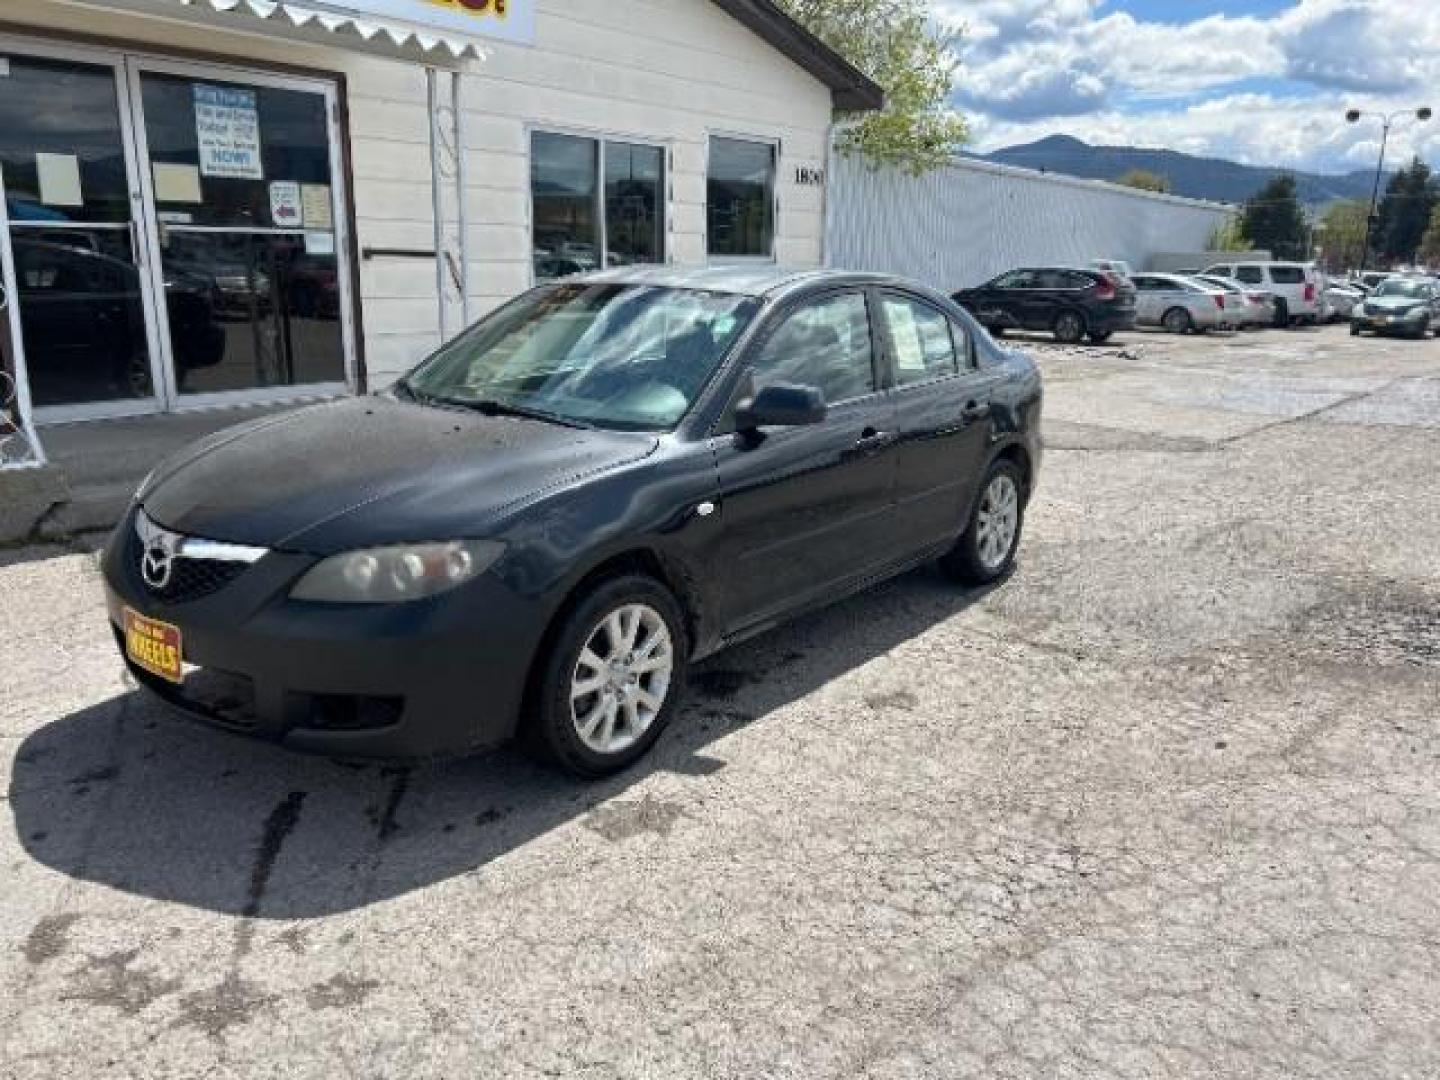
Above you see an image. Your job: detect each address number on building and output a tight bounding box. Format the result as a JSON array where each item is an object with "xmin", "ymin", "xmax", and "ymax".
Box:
[{"xmin": 795, "ymin": 166, "xmax": 826, "ymax": 187}]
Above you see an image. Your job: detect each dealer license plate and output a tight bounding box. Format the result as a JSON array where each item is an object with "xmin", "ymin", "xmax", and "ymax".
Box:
[{"xmin": 123, "ymin": 608, "xmax": 184, "ymax": 684}]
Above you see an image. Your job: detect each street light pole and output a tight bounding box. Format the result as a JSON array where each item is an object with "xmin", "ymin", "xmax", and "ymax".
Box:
[{"xmin": 1346, "ymin": 106, "xmax": 1432, "ymax": 274}]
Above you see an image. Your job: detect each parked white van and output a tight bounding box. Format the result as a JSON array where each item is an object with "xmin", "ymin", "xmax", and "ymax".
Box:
[{"xmin": 1200, "ymin": 261, "xmax": 1322, "ymax": 326}]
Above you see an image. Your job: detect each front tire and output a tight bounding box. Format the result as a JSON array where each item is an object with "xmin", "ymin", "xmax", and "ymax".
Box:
[
  {"xmin": 940, "ymin": 460, "xmax": 1026, "ymax": 586},
  {"xmin": 1088, "ymin": 330, "xmax": 1113, "ymax": 344},
  {"xmin": 530, "ymin": 574, "xmax": 689, "ymax": 778}
]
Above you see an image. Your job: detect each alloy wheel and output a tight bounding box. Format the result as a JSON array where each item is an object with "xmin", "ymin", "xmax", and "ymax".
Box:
[
  {"xmin": 570, "ymin": 603, "xmax": 674, "ymax": 755},
  {"xmin": 976, "ymin": 474, "xmax": 1020, "ymax": 571}
]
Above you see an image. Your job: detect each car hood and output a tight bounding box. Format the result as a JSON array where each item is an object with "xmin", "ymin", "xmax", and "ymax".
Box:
[{"xmin": 142, "ymin": 396, "xmax": 659, "ymax": 554}]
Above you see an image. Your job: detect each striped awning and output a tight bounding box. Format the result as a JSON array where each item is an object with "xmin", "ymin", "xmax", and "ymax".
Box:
[{"xmin": 84, "ymin": 0, "xmax": 491, "ymax": 59}]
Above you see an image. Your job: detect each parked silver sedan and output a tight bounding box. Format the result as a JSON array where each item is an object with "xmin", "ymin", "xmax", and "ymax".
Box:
[
  {"xmin": 1322, "ymin": 282, "xmax": 1364, "ymax": 322},
  {"xmin": 1193, "ymin": 274, "xmax": 1275, "ymax": 329},
  {"xmin": 1130, "ymin": 273, "xmax": 1232, "ymax": 333}
]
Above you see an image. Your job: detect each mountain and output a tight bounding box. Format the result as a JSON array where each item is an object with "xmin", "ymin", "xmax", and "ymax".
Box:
[{"xmin": 974, "ymin": 135, "xmax": 1380, "ymax": 206}]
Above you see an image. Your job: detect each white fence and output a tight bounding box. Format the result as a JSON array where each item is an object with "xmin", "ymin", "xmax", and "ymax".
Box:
[{"xmin": 825, "ymin": 153, "xmax": 1235, "ymax": 292}]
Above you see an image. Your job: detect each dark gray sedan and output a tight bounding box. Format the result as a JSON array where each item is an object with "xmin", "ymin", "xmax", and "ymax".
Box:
[{"xmin": 104, "ymin": 267, "xmax": 1043, "ymax": 777}]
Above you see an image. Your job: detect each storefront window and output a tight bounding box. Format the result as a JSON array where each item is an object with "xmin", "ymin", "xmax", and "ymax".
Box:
[
  {"xmin": 707, "ymin": 136, "xmax": 775, "ymax": 259},
  {"xmin": 140, "ymin": 75, "xmax": 335, "ymax": 230},
  {"xmin": 532, "ymin": 132, "xmax": 665, "ymax": 282},
  {"xmin": 532, "ymin": 132, "xmax": 599, "ymax": 281},
  {"xmin": 605, "ymin": 142, "xmax": 664, "ymax": 267}
]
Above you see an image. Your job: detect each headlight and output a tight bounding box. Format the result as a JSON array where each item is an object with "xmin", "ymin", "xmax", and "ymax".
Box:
[{"xmin": 290, "ymin": 540, "xmax": 505, "ymax": 603}]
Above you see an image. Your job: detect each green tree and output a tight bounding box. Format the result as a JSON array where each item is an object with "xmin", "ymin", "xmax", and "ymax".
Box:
[
  {"xmin": 1419, "ymin": 204, "xmax": 1440, "ymax": 267},
  {"xmin": 1240, "ymin": 174, "xmax": 1307, "ymax": 260},
  {"xmin": 1318, "ymin": 199, "xmax": 1370, "ymax": 273},
  {"xmin": 1207, "ymin": 216, "xmax": 1249, "ymax": 252},
  {"xmin": 1374, "ymin": 157, "xmax": 1438, "ymax": 265},
  {"xmin": 778, "ymin": 0, "xmax": 968, "ymax": 174},
  {"xmin": 1116, "ymin": 169, "xmax": 1171, "ymax": 193}
]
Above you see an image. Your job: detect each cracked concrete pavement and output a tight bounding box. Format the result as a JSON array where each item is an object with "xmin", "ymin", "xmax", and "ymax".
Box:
[{"xmin": 2, "ymin": 323, "xmax": 1438, "ymax": 1078}]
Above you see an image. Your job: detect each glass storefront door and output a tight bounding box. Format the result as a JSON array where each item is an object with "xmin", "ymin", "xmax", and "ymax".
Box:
[
  {"xmin": 0, "ymin": 38, "xmax": 354, "ymax": 423},
  {"xmin": 0, "ymin": 51, "xmax": 163, "ymax": 418},
  {"xmin": 132, "ymin": 65, "xmax": 350, "ymax": 402}
]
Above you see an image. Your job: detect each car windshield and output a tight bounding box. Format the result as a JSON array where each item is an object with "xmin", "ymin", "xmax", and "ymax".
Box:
[
  {"xmin": 1374, "ymin": 279, "xmax": 1431, "ymax": 299},
  {"xmin": 402, "ymin": 284, "xmax": 760, "ymax": 431}
]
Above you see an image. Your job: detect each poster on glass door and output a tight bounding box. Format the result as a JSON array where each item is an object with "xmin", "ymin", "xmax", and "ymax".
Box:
[{"xmin": 194, "ymin": 85, "xmax": 264, "ymax": 180}]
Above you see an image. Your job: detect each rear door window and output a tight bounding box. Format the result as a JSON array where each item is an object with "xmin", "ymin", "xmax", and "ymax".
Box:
[
  {"xmin": 878, "ymin": 294, "xmax": 959, "ymax": 386},
  {"xmin": 1269, "ymin": 266, "xmax": 1305, "ymax": 284},
  {"xmin": 1234, "ymin": 266, "xmax": 1264, "ymax": 285}
]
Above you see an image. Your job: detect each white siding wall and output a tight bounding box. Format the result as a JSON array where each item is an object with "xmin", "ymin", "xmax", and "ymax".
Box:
[
  {"xmin": 3, "ymin": 0, "xmax": 834, "ymax": 387},
  {"xmin": 828, "ymin": 154, "xmax": 1236, "ymax": 293}
]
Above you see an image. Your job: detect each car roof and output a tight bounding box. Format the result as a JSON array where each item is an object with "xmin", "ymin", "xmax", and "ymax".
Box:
[{"xmin": 569, "ymin": 265, "xmax": 904, "ymax": 299}]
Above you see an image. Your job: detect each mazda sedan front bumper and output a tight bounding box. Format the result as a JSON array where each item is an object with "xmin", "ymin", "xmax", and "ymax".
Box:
[{"xmin": 102, "ymin": 505, "xmax": 547, "ymax": 761}]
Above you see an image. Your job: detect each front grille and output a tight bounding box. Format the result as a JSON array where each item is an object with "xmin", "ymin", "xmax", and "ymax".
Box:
[
  {"xmin": 130, "ymin": 510, "xmax": 263, "ymax": 605},
  {"xmin": 150, "ymin": 557, "xmax": 249, "ymax": 605}
]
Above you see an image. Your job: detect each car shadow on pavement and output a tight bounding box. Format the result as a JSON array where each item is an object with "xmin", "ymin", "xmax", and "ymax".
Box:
[{"xmin": 10, "ymin": 566, "xmax": 1001, "ymax": 919}]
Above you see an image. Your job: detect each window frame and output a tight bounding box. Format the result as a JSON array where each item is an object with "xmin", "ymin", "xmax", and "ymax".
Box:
[
  {"xmin": 527, "ymin": 123, "xmax": 672, "ymax": 287},
  {"xmin": 705, "ymin": 131, "xmax": 781, "ymax": 264}
]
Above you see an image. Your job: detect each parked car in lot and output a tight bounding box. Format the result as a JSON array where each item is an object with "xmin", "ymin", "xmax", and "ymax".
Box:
[
  {"xmin": 1129, "ymin": 273, "xmax": 1231, "ymax": 333},
  {"xmin": 1350, "ymin": 276, "xmax": 1440, "ymax": 338},
  {"xmin": 952, "ymin": 266, "xmax": 1136, "ymax": 344},
  {"xmin": 103, "ymin": 267, "xmax": 1042, "ymax": 777},
  {"xmin": 1322, "ymin": 281, "xmax": 1365, "ymax": 322},
  {"xmin": 1359, "ymin": 271, "xmax": 1394, "ymax": 292},
  {"xmin": 1201, "ymin": 260, "xmax": 1322, "ymax": 326},
  {"xmin": 1192, "ymin": 273, "xmax": 1275, "ymax": 328}
]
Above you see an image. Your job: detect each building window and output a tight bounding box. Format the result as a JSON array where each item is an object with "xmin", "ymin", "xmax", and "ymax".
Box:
[
  {"xmin": 707, "ymin": 136, "xmax": 776, "ymax": 260},
  {"xmin": 531, "ymin": 132, "xmax": 666, "ymax": 282},
  {"xmin": 605, "ymin": 142, "xmax": 665, "ymax": 267}
]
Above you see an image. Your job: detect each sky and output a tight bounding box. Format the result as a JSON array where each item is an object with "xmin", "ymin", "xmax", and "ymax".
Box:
[{"xmin": 937, "ymin": 0, "xmax": 1440, "ymax": 175}]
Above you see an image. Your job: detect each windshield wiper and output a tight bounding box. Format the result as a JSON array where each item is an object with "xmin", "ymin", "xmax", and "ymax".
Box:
[{"xmin": 444, "ymin": 397, "xmax": 595, "ymax": 430}]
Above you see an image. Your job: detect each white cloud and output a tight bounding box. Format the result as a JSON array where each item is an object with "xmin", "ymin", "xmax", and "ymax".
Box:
[{"xmin": 940, "ymin": 0, "xmax": 1440, "ymax": 171}]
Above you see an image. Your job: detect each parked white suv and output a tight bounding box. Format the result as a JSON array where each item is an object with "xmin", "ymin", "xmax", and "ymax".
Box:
[{"xmin": 1200, "ymin": 261, "xmax": 1322, "ymax": 327}]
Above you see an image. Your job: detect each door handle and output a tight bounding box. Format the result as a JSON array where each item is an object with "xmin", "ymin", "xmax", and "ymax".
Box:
[
  {"xmin": 961, "ymin": 400, "xmax": 992, "ymax": 423},
  {"xmin": 854, "ymin": 427, "xmax": 896, "ymax": 454}
]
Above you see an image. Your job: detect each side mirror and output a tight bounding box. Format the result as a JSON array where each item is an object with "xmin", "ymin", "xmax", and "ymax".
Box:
[{"xmin": 734, "ymin": 383, "xmax": 827, "ymax": 431}]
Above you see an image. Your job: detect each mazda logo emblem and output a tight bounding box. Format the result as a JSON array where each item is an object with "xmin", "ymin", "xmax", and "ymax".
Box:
[{"xmin": 141, "ymin": 541, "xmax": 175, "ymax": 590}]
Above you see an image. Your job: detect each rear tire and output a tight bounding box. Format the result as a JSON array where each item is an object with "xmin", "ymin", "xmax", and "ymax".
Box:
[
  {"xmin": 1350, "ymin": 322, "xmax": 1361, "ymax": 336},
  {"xmin": 1053, "ymin": 310, "xmax": 1086, "ymax": 344},
  {"xmin": 940, "ymin": 460, "xmax": 1026, "ymax": 586},
  {"xmin": 1088, "ymin": 330, "xmax": 1113, "ymax": 344},
  {"xmin": 1162, "ymin": 307, "xmax": 1193, "ymax": 334},
  {"xmin": 529, "ymin": 574, "xmax": 689, "ymax": 779},
  {"xmin": 1273, "ymin": 299, "xmax": 1290, "ymax": 328}
]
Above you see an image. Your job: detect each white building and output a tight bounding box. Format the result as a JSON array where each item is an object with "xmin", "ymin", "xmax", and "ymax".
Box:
[{"xmin": 0, "ymin": 0, "xmax": 879, "ymax": 465}]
